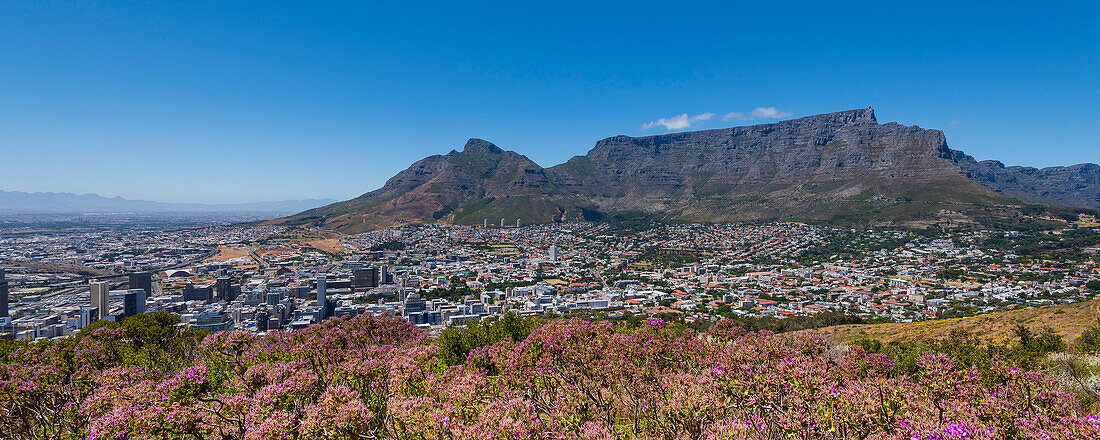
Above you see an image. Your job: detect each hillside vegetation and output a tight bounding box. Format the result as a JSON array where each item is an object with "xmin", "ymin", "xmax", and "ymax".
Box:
[
  {"xmin": 3, "ymin": 312, "xmax": 1099, "ymax": 439},
  {"xmin": 810, "ymin": 298, "xmax": 1100, "ymax": 344}
]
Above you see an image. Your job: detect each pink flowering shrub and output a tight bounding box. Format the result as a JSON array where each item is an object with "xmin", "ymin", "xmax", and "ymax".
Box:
[{"xmin": 2, "ymin": 314, "xmax": 1099, "ymax": 439}]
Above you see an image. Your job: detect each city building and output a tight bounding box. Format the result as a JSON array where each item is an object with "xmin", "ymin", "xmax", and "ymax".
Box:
[
  {"xmin": 353, "ymin": 267, "xmax": 378, "ymax": 290},
  {"xmin": 122, "ymin": 289, "xmax": 146, "ymax": 318},
  {"xmin": 0, "ymin": 269, "xmax": 8, "ymax": 318},
  {"xmin": 216, "ymin": 277, "xmax": 234, "ymax": 302},
  {"xmin": 90, "ymin": 281, "xmax": 110, "ymax": 319},
  {"xmin": 129, "ymin": 272, "xmax": 153, "ymax": 297},
  {"xmin": 317, "ymin": 274, "xmax": 328, "ymax": 321}
]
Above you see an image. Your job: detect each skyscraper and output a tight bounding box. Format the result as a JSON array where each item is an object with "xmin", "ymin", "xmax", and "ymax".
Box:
[
  {"xmin": 256, "ymin": 309, "xmax": 270, "ymax": 331},
  {"xmin": 79, "ymin": 305, "xmax": 97, "ymax": 328},
  {"xmin": 353, "ymin": 267, "xmax": 378, "ymax": 290},
  {"xmin": 550, "ymin": 245, "xmax": 558, "ymax": 262},
  {"xmin": 379, "ymin": 265, "xmax": 392, "ymax": 285},
  {"xmin": 0, "ymin": 269, "xmax": 8, "ymax": 318},
  {"xmin": 316, "ymin": 275, "xmax": 328, "ymax": 320},
  {"xmin": 123, "ymin": 289, "xmax": 146, "ymax": 318},
  {"xmin": 216, "ymin": 277, "xmax": 233, "ymax": 302},
  {"xmin": 129, "ymin": 272, "xmax": 152, "ymax": 298},
  {"xmin": 90, "ymin": 281, "xmax": 110, "ymax": 319}
]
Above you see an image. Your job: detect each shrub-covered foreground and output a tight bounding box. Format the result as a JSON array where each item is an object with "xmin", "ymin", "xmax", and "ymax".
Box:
[{"xmin": 3, "ymin": 314, "xmax": 1100, "ymax": 439}]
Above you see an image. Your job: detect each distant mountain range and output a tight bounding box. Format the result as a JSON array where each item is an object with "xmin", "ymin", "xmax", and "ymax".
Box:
[
  {"xmin": 270, "ymin": 108, "xmax": 1095, "ymax": 232},
  {"xmin": 0, "ymin": 191, "xmax": 337, "ymax": 214}
]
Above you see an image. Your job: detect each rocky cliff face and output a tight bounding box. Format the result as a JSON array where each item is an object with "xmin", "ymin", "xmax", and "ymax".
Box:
[
  {"xmin": 546, "ymin": 108, "xmax": 998, "ymax": 221},
  {"xmin": 952, "ymin": 152, "xmax": 1100, "ymax": 209},
  {"xmin": 280, "ymin": 109, "xmax": 1094, "ymax": 232}
]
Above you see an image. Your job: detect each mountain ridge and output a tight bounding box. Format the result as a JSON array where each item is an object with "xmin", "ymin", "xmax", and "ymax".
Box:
[{"xmin": 277, "ymin": 109, "xmax": 1098, "ymax": 232}]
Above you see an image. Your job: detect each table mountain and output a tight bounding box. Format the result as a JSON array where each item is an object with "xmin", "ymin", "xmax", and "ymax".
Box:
[{"xmin": 279, "ymin": 108, "xmax": 1095, "ymax": 232}]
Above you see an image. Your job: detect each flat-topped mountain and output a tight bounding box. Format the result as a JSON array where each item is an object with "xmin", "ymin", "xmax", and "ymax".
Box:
[{"xmin": 279, "ymin": 109, "xmax": 1097, "ymax": 232}]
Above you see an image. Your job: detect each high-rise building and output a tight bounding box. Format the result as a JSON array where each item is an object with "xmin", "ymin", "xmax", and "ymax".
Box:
[
  {"xmin": 123, "ymin": 289, "xmax": 146, "ymax": 318},
  {"xmin": 353, "ymin": 267, "xmax": 378, "ymax": 290},
  {"xmin": 0, "ymin": 269, "xmax": 8, "ymax": 318},
  {"xmin": 216, "ymin": 277, "xmax": 233, "ymax": 302},
  {"xmin": 500, "ymin": 218, "xmax": 505, "ymax": 227},
  {"xmin": 379, "ymin": 265, "xmax": 392, "ymax": 285},
  {"xmin": 483, "ymin": 218, "xmax": 488, "ymax": 228},
  {"xmin": 90, "ymin": 281, "xmax": 110, "ymax": 319},
  {"xmin": 404, "ymin": 293, "xmax": 427, "ymax": 315},
  {"xmin": 182, "ymin": 283, "xmax": 212, "ymax": 302},
  {"xmin": 316, "ymin": 275, "xmax": 328, "ymax": 320},
  {"xmin": 256, "ymin": 309, "xmax": 270, "ymax": 331},
  {"xmin": 517, "ymin": 219, "xmax": 521, "ymax": 227},
  {"xmin": 129, "ymin": 272, "xmax": 152, "ymax": 298},
  {"xmin": 550, "ymin": 245, "xmax": 558, "ymax": 262},
  {"xmin": 79, "ymin": 305, "xmax": 97, "ymax": 328}
]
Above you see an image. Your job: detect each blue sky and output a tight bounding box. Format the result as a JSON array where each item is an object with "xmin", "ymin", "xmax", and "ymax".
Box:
[{"xmin": 1, "ymin": 1, "xmax": 1097, "ymax": 203}]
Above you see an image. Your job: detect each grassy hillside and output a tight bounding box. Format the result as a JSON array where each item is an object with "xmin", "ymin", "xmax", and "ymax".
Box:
[{"xmin": 810, "ymin": 298, "xmax": 1100, "ymax": 343}]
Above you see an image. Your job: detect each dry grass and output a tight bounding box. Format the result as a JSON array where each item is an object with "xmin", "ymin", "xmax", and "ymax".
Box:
[
  {"xmin": 808, "ymin": 298, "xmax": 1100, "ymax": 344},
  {"xmin": 305, "ymin": 238, "xmax": 347, "ymax": 254},
  {"xmin": 256, "ymin": 248, "xmax": 296, "ymax": 257},
  {"xmin": 205, "ymin": 245, "xmax": 251, "ymax": 262}
]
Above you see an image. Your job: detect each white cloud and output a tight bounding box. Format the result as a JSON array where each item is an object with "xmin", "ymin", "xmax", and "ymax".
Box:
[
  {"xmin": 642, "ymin": 112, "xmax": 715, "ymax": 130},
  {"xmin": 948, "ymin": 120, "xmax": 961, "ymax": 125},
  {"xmin": 645, "ymin": 108, "xmax": 790, "ymax": 130},
  {"xmin": 749, "ymin": 107, "xmax": 791, "ymax": 119},
  {"xmin": 722, "ymin": 112, "xmax": 747, "ymax": 121}
]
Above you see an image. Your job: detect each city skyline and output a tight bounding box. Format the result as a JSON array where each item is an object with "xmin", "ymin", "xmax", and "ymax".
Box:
[{"xmin": 2, "ymin": 1, "xmax": 1098, "ymax": 203}]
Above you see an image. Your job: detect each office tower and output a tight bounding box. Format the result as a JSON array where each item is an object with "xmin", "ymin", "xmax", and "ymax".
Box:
[
  {"xmin": 129, "ymin": 272, "xmax": 152, "ymax": 297},
  {"xmin": 353, "ymin": 267, "xmax": 378, "ymax": 290},
  {"xmin": 90, "ymin": 281, "xmax": 110, "ymax": 319},
  {"xmin": 183, "ymin": 283, "xmax": 212, "ymax": 302},
  {"xmin": 79, "ymin": 305, "xmax": 97, "ymax": 328},
  {"xmin": 404, "ymin": 293, "xmax": 427, "ymax": 315},
  {"xmin": 136, "ymin": 290, "xmax": 146, "ymax": 314},
  {"xmin": 216, "ymin": 277, "xmax": 232, "ymax": 302},
  {"xmin": 500, "ymin": 218, "xmax": 505, "ymax": 227},
  {"xmin": 379, "ymin": 265, "xmax": 391, "ymax": 285},
  {"xmin": 550, "ymin": 245, "xmax": 558, "ymax": 262},
  {"xmin": 0, "ymin": 269, "xmax": 8, "ymax": 318},
  {"xmin": 123, "ymin": 289, "xmax": 146, "ymax": 318},
  {"xmin": 256, "ymin": 309, "xmax": 270, "ymax": 331},
  {"xmin": 483, "ymin": 218, "xmax": 488, "ymax": 228},
  {"xmin": 516, "ymin": 219, "xmax": 521, "ymax": 227},
  {"xmin": 316, "ymin": 275, "xmax": 328, "ymax": 320}
]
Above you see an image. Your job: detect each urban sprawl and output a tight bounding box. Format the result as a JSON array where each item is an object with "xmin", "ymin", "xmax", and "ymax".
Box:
[{"xmin": 2, "ymin": 219, "xmax": 1099, "ymax": 340}]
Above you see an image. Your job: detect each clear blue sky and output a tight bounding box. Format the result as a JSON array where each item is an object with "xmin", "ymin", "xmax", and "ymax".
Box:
[{"xmin": 1, "ymin": 1, "xmax": 1097, "ymax": 203}]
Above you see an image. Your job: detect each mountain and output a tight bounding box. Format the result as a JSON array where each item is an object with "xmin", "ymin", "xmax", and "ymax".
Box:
[
  {"xmin": 952, "ymin": 153, "xmax": 1100, "ymax": 209},
  {"xmin": 279, "ymin": 109, "xmax": 1096, "ymax": 232},
  {"xmin": 284, "ymin": 139, "xmax": 580, "ymax": 231},
  {"xmin": 0, "ymin": 191, "xmax": 337, "ymax": 214}
]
